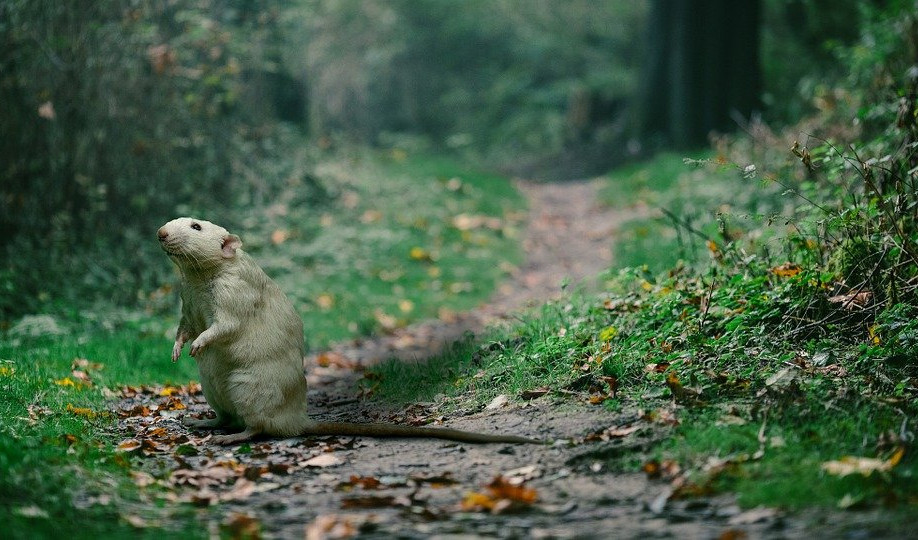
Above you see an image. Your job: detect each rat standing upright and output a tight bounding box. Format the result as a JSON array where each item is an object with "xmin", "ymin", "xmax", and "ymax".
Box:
[{"xmin": 158, "ymin": 217, "xmax": 538, "ymax": 445}]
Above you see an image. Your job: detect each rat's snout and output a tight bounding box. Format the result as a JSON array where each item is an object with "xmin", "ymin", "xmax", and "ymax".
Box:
[{"xmin": 158, "ymin": 227, "xmax": 169, "ymax": 241}]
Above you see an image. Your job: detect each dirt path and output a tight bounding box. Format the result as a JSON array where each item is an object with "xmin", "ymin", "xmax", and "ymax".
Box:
[
  {"xmin": 305, "ymin": 179, "xmax": 644, "ymax": 375},
  {"xmin": 116, "ymin": 180, "xmax": 874, "ymax": 538}
]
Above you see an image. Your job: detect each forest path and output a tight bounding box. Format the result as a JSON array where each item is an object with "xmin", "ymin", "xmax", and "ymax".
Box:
[
  {"xmin": 305, "ymin": 178, "xmax": 643, "ymax": 379},
  {"xmin": 277, "ymin": 180, "xmax": 792, "ymax": 538},
  {"xmin": 116, "ymin": 179, "xmax": 816, "ymax": 537}
]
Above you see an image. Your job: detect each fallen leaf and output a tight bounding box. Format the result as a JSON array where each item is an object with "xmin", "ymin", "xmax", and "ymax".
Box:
[
  {"xmin": 117, "ymin": 439, "xmax": 142, "ymax": 453},
  {"xmin": 38, "ymin": 101, "xmax": 55, "ymax": 120},
  {"xmin": 221, "ymin": 513, "xmax": 260, "ymax": 538},
  {"xmin": 821, "ymin": 447, "xmax": 905, "ymax": 477},
  {"xmin": 131, "ymin": 471, "xmax": 156, "ymax": 487},
  {"xmin": 398, "ymin": 299, "xmax": 414, "ymax": 313},
  {"xmin": 727, "ymin": 506, "xmax": 779, "ymax": 525},
  {"xmin": 771, "ymin": 263, "xmax": 801, "ymax": 278},
  {"xmin": 337, "ymin": 475, "xmax": 383, "ymax": 491},
  {"xmin": 485, "ymin": 394, "xmax": 510, "ymax": 410},
  {"xmin": 306, "ymin": 514, "xmax": 358, "ymax": 540},
  {"xmin": 828, "ymin": 290, "xmax": 872, "ymax": 309},
  {"xmin": 66, "ymin": 403, "xmax": 97, "ymax": 418},
  {"xmin": 409, "ymin": 246, "xmax": 431, "ymax": 261},
  {"xmin": 461, "ymin": 476, "xmax": 538, "ymax": 514},
  {"xmin": 340, "ymin": 495, "xmax": 400, "ymax": 509},
  {"xmin": 520, "ymin": 387, "xmax": 550, "ymax": 400},
  {"xmin": 599, "ymin": 326, "xmax": 618, "ymax": 341},
  {"xmin": 315, "ymin": 352, "xmax": 359, "ymax": 370},
  {"xmin": 122, "ymin": 514, "xmax": 150, "ymax": 528},
  {"xmin": 486, "ymin": 475, "xmax": 538, "ymax": 504},
  {"xmin": 302, "ymin": 453, "xmax": 344, "ymax": 468},
  {"xmin": 271, "ymin": 229, "xmax": 289, "ymax": 245},
  {"xmin": 503, "ymin": 465, "xmax": 540, "ymax": 484},
  {"xmin": 316, "ymin": 294, "xmax": 335, "ymax": 310}
]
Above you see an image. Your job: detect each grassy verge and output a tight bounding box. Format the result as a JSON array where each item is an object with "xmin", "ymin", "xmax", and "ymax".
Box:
[
  {"xmin": 0, "ymin": 332, "xmax": 203, "ymax": 537},
  {"xmin": 0, "ymin": 150, "xmax": 524, "ymax": 535},
  {"xmin": 371, "ymin": 79, "xmax": 918, "ymax": 512}
]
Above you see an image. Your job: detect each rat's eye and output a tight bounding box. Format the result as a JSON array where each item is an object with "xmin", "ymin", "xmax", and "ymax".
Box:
[{"xmin": 191, "ymin": 223, "xmax": 202, "ymax": 231}]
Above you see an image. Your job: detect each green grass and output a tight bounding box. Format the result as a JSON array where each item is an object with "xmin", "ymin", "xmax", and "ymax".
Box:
[
  {"xmin": 370, "ymin": 263, "xmax": 918, "ymax": 510},
  {"xmin": 238, "ymin": 150, "xmax": 525, "ymax": 348},
  {"xmin": 601, "ymin": 151, "xmax": 787, "ymax": 272},
  {"xmin": 0, "ymin": 150, "xmax": 525, "ymax": 537},
  {"xmin": 369, "ymin": 147, "xmax": 918, "ymax": 512},
  {"xmin": 601, "ymin": 151, "xmax": 712, "ymax": 210},
  {"xmin": 0, "ymin": 331, "xmax": 203, "ymax": 538}
]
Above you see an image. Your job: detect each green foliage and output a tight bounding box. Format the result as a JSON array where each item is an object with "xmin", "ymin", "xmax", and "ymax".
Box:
[
  {"xmin": 371, "ymin": 3, "xmax": 918, "ymax": 510},
  {"xmin": 0, "ymin": 0, "xmax": 292, "ymax": 318},
  {"xmin": 299, "ymin": 0, "xmax": 646, "ymax": 172}
]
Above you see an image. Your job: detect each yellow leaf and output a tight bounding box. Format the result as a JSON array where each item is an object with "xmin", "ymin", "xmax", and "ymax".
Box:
[
  {"xmin": 599, "ymin": 326, "xmax": 618, "ymax": 341},
  {"xmin": 868, "ymin": 325, "xmax": 881, "ymax": 345},
  {"xmin": 461, "ymin": 491, "xmax": 496, "ymax": 511},
  {"xmin": 640, "ymin": 280, "xmax": 653, "ymax": 292},
  {"xmin": 54, "ymin": 377, "xmax": 76, "ymax": 387},
  {"xmin": 706, "ymin": 240, "xmax": 719, "ymax": 254},
  {"xmin": 410, "ymin": 247, "xmax": 430, "ymax": 261},
  {"xmin": 0, "ymin": 366, "xmax": 14, "ymax": 377},
  {"xmin": 158, "ymin": 385, "xmax": 181, "ymax": 397},
  {"xmin": 821, "ymin": 447, "xmax": 904, "ymax": 477},
  {"xmin": 66, "ymin": 403, "xmax": 97, "ymax": 418}
]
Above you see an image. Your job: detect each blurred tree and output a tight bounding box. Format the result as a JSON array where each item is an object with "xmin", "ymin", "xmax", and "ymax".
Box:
[
  {"xmin": 634, "ymin": 0, "xmax": 762, "ymax": 148},
  {"xmin": 0, "ymin": 0, "xmax": 296, "ymax": 317}
]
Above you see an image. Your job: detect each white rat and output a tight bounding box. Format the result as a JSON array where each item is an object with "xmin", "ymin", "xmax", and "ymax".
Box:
[{"xmin": 158, "ymin": 217, "xmax": 538, "ymax": 445}]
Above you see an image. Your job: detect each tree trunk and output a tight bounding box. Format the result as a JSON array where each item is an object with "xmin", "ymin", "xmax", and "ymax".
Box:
[{"xmin": 634, "ymin": 0, "xmax": 761, "ymax": 149}]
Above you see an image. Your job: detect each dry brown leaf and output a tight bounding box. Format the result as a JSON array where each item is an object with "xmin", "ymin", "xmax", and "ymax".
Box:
[
  {"xmin": 116, "ymin": 439, "xmax": 142, "ymax": 453},
  {"xmin": 828, "ymin": 290, "xmax": 872, "ymax": 309},
  {"xmin": 520, "ymin": 386, "xmax": 550, "ymax": 400},
  {"xmin": 316, "ymin": 352, "xmax": 359, "ymax": 370},
  {"xmin": 306, "ymin": 514, "xmax": 358, "ymax": 540},
  {"xmin": 340, "ymin": 495, "xmax": 400, "ymax": 509},
  {"xmin": 270, "ymin": 229, "xmax": 290, "ymax": 245},
  {"xmin": 486, "ymin": 476, "xmax": 538, "ymax": 504},
  {"xmin": 771, "ymin": 262, "xmax": 801, "ymax": 278},
  {"xmin": 130, "ymin": 471, "xmax": 156, "ymax": 487},
  {"xmin": 222, "ymin": 512, "xmax": 260, "ymax": 539}
]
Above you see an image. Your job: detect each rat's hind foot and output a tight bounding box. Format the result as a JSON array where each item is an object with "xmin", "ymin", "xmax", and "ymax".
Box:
[
  {"xmin": 183, "ymin": 415, "xmax": 224, "ymax": 430},
  {"xmin": 212, "ymin": 428, "xmax": 260, "ymax": 445}
]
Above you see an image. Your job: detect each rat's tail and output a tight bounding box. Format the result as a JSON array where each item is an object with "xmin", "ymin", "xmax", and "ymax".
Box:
[{"xmin": 305, "ymin": 421, "xmax": 541, "ymax": 444}]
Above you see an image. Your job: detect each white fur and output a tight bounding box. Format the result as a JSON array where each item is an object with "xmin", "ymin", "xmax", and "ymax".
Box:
[{"xmin": 159, "ymin": 217, "xmax": 311, "ymax": 440}]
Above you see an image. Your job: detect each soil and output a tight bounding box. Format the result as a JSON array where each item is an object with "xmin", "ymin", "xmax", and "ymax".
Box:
[{"xmin": 117, "ymin": 180, "xmax": 899, "ymax": 538}]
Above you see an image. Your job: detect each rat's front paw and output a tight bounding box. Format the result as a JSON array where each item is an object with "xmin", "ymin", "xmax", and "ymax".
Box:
[
  {"xmin": 189, "ymin": 337, "xmax": 207, "ymax": 357},
  {"xmin": 171, "ymin": 341, "xmax": 183, "ymax": 362}
]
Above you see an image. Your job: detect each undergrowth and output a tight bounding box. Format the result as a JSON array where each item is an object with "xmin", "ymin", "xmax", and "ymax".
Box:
[
  {"xmin": 0, "ymin": 148, "xmax": 524, "ymax": 535},
  {"xmin": 371, "ymin": 6, "xmax": 918, "ymax": 511}
]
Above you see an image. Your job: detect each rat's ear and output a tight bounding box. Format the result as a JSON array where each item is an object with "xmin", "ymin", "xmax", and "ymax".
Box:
[{"xmin": 221, "ymin": 234, "xmax": 242, "ymax": 258}]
